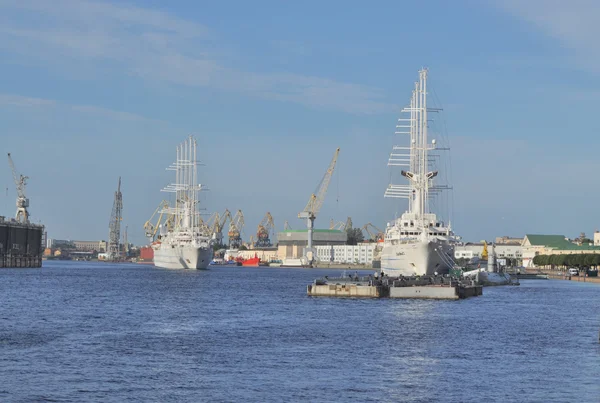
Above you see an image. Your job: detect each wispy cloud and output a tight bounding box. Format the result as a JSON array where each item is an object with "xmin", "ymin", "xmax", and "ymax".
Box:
[
  {"xmin": 0, "ymin": 94, "xmax": 57, "ymax": 107},
  {"xmin": 70, "ymin": 104, "xmax": 163, "ymax": 123},
  {"xmin": 497, "ymin": 1, "xmax": 600, "ymax": 73},
  {"xmin": 0, "ymin": 92, "xmax": 160, "ymax": 123},
  {"xmin": 0, "ymin": 0, "xmax": 395, "ymax": 114}
]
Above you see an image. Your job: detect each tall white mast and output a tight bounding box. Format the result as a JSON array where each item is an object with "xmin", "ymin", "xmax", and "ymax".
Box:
[
  {"xmin": 162, "ymin": 136, "xmax": 204, "ymax": 232},
  {"xmin": 420, "ymin": 68, "xmax": 428, "ymax": 220},
  {"xmin": 385, "ymin": 69, "xmax": 436, "ymax": 225}
]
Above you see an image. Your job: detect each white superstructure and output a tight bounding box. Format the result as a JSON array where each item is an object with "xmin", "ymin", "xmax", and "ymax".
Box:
[
  {"xmin": 381, "ymin": 69, "xmax": 456, "ymax": 276},
  {"xmin": 152, "ymin": 136, "xmax": 213, "ymax": 269}
]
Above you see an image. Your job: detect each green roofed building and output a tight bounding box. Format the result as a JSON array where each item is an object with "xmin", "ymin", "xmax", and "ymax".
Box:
[{"xmin": 522, "ymin": 234, "xmax": 600, "ymax": 267}]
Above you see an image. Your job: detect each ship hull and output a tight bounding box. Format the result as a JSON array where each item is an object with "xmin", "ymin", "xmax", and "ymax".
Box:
[
  {"xmin": 380, "ymin": 239, "xmax": 453, "ymax": 276},
  {"xmin": 153, "ymin": 245, "xmax": 212, "ymax": 269},
  {"xmin": 242, "ymin": 257, "xmax": 260, "ymax": 267},
  {"xmin": 463, "ymin": 269, "xmax": 514, "ymax": 286}
]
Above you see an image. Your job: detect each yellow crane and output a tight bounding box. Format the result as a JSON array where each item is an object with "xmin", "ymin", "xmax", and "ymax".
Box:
[
  {"xmin": 144, "ymin": 200, "xmax": 169, "ymax": 241},
  {"xmin": 206, "ymin": 209, "xmax": 232, "ymax": 245},
  {"xmin": 362, "ymin": 223, "xmax": 384, "ymax": 242},
  {"xmin": 330, "ymin": 217, "xmax": 352, "ymax": 231},
  {"xmin": 482, "ymin": 241, "xmax": 488, "ymax": 260},
  {"xmin": 228, "ymin": 210, "xmax": 245, "ymax": 249},
  {"xmin": 205, "ymin": 211, "xmax": 220, "ymax": 239},
  {"xmin": 298, "ymin": 147, "xmax": 340, "ymax": 265},
  {"xmin": 256, "ymin": 212, "xmax": 275, "ymax": 247},
  {"xmin": 219, "ymin": 209, "xmax": 232, "ymax": 244}
]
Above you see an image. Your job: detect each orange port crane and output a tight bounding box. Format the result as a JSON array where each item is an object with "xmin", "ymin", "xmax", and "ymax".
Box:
[
  {"xmin": 256, "ymin": 212, "xmax": 275, "ymax": 248},
  {"xmin": 228, "ymin": 210, "xmax": 245, "ymax": 249}
]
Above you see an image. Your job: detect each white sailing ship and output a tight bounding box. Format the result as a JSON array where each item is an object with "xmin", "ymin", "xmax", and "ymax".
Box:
[
  {"xmin": 381, "ymin": 69, "xmax": 456, "ymax": 276},
  {"xmin": 152, "ymin": 136, "xmax": 213, "ymax": 269}
]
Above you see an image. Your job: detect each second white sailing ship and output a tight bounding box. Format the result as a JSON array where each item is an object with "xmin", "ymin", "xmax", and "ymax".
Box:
[
  {"xmin": 380, "ymin": 69, "xmax": 456, "ymax": 276},
  {"xmin": 151, "ymin": 136, "xmax": 213, "ymax": 269}
]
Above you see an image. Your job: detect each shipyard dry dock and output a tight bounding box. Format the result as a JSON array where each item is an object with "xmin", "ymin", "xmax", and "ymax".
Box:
[
  {"xmin": 0, "ymin": 217, "xmax": 44, "ymax": 268},
  {"xmin": 307, "ymin": 275, "xmax": 483, "ymax": 300}
]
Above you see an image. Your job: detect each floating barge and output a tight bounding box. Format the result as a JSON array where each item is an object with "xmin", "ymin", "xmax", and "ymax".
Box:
[
  {"xmin": 0, "ymin": 217, "xmax": 44, "ymax": 268},
  {"xmin": 307, "ymin": 275, "xmax": 482, "ymax": 300}
]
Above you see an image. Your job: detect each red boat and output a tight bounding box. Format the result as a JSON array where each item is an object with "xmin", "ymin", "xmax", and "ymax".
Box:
[{"xmin": 242, "ymin": 253, "xmax": 261, "ymax": 267}]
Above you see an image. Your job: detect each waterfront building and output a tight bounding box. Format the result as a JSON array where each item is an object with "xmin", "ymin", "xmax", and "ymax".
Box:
[
  {"xmin": 522, "ymin": 234, "xmax": 600, "ymax": 267},
  {"xmin": 276, "ymin": 229, "xmax": 347, "ymax": 260},
  {"xmin": 314, "ymin": 243, "xmax": 376, "ymax": 265},
  {"xmin": 224, "ymin": 248, "xmax": 278, "ymax": 262},
  {"xmin": 454, "ymin": 243, "xmax": 523, "ymax": 263},
  {"xmin": 47, "ymin": 239, "xmax": 107, "ymax": 252},
  {"xmin": 73, "ymin": 240, "xmax": 107, "ymax": 252},
  {"xmin": 495, "ymin": 236, "xmax": 523, "ymax": 245}
]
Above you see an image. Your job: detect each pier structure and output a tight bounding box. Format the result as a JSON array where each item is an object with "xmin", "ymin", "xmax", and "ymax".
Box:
[
  {"xmin": 2, "ymin": 153, "xmax": 44, "ymax": 268},
  {"xmin": 0, "ymin": 218, "xmax": 44, "ymax": 268},
  {"xmin": 307, "ymin": 274, "xmax": 482, "ymax": 300}
]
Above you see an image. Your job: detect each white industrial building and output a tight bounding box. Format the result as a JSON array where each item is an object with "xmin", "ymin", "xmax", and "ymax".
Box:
[
  {"xmin": 454, "ymin": 243, "xmax": 523, "ymax": 262},
  {"xmin": 315, "ymin": 243, "xmax": 376, "ymax": 264}
]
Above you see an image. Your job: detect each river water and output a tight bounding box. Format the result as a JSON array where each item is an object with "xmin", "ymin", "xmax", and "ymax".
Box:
[{"xmin": 1, "ymin": 261, "xmax": 599, "ymax": 402}]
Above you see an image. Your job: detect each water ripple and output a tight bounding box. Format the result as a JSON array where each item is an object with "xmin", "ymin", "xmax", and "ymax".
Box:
[{"xmin": 1, "ymin": 261, "xmax": 599, "ymax": 402}]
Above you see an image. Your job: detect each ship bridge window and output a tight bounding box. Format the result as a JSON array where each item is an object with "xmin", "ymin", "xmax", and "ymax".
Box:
[{"xmin": 436, "ymin": 223, "xmax": 441, "ymax": 227}]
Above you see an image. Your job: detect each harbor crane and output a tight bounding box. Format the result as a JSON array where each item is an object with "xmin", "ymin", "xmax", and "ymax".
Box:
[
  {"xmin": 284, "ymin": 221, "xmax": 292, "ymax": 230},
  {"xmin": 330, "ymin": 217, "xmax": 352, "ymax": 231},
  {"xmin": 206, "ymin": 211, "xmax": 220, "ymax": 235},
  {"xmin": 206, "ymin": 209, "xmax": 232, "ymax": 245},
  {"xmin": 361, "ymin": 223, "xmax": 384, "ymax": 242},
  {"xmin": 7, "ymin": 153, "xmax": 30, "ymax": 223},
  {"xmin": 228, "ymin": 209, "xmax": 245, "ymax": 249},
  {"xmin": 298, "ymin": 147, "xmax": 340, "ymax": 265},
  {"xmin": 330, "ymin": 220, "xmax": 343, "ymax": 230},
  {"xmin": 256, "ymin": 212, "xmax": 275, "ymax": 248},
  {"xmin": 144, "ymin": 200, "xmax": 169, "ymax": 241},
  {"xmin": 107, "ymin": 177, "xmax": 123, "ymax": 261}
]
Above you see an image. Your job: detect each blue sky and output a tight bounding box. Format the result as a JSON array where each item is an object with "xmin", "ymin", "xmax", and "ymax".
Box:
[{"xmin": 1, "ymin": 0, "xmax": 600, "ymax": 245}]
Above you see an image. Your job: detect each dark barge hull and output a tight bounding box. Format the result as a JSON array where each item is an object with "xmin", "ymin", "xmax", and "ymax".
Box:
[{"xmin": 0, "ymin": 219, "xmax": 44, "ymax": 268}]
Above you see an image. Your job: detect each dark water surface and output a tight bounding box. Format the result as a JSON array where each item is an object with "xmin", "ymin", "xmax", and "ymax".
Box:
[{"xmin": 1, "ymin": 261, "xmax": 599, "ymax": 402}]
